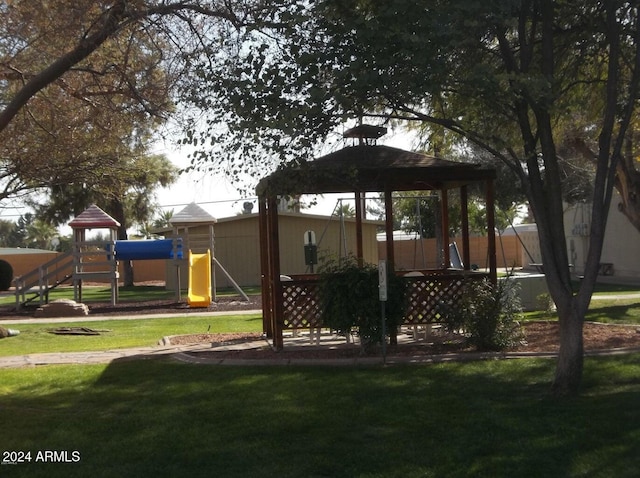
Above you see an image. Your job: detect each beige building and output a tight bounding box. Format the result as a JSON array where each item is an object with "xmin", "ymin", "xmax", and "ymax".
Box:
[
  {"xmin": 564, "ymin": 190, "xmax": 640, "ymax": 282},
  {"xmin": 163, "ymin": 211, "xmax": 382, "ymax": 290},
  {"xmin": 4, "ymin": 211, "xmax": 381, "ymax": 294}
]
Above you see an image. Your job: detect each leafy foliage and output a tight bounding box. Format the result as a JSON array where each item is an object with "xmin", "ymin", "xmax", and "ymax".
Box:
[
  {"xmin": 0, "ymin": 259, "xmax": 13, "ymax": 291},
  {"xmin": 177, "ymin": 0, "xmax": 640, "ymax": 394},
  {"xmin": 441, "ymin": 278, "xmax": 524, "ymax": 352},
  {"xmin": 318, "ymin": 255, "xmax": 405, "ymax": 353}
]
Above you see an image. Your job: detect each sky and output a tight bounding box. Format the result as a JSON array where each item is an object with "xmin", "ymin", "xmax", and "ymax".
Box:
[{"xmin": 0, "ymin": 126, "xmax": 416, "ymax": 235}]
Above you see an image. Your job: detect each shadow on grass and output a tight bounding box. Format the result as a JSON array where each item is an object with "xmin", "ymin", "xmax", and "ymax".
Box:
[
  {"xmin": 585, "ymin": 302, "xmax": 640, "ymax": 324},
  {"xmin": 1, "ymin": 356, "xmax": 640, "ymax": 478}
]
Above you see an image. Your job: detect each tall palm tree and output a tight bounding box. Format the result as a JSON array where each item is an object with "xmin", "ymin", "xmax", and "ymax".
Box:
[{"xmin": 25, "ymin": 219, "xmax": 58, "ymax": 250}]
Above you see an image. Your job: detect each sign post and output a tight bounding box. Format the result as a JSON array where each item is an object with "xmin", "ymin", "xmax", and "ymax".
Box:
[
  {"xmin": 303, "ymin": 230, "xmax": 318, "ymax": 273},
  {"xmin": 378, "ymin": 260, "xmax": 387, "ymax": 364}
]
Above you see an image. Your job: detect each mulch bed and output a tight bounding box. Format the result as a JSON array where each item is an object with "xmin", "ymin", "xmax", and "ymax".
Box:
[
  {"xmin": 4, "ymin": 292, "xmax": 640, "ymax": 360},
  {"xmin": 166, "ymin": 321, "xmax": 640, "ymax": 361}
]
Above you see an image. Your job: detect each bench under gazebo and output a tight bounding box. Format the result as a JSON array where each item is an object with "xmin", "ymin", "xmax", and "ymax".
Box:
[{"xmin": 257, "ymin": 126, "xmax": 497, "ymax": 350}]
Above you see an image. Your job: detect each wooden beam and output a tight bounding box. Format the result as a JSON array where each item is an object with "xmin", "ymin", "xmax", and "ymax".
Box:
[
  {"xmin": 461, "ymin": 185, "xmax": 471, "ymax": 270},
  {"xmin": 441, "ymin": 189, "xmax": 450, "ymax": 269},
  {"xmin": 384, "ymin": 186, "xmax": 395, "ymax": 267},
  {"xmin": 258, "ymin": 197, "xmax": 272, "ymax": 338},
  {"xmin": 486, "ymin": 180, "xmax": 498, "ymax": 283},
  {"xmin": 267, "ymin": 196, "xmax": 284, "ymax": 350},
  {"xmin": 355, "ymin": 190, "xmax": 364, "ymax": 266}
]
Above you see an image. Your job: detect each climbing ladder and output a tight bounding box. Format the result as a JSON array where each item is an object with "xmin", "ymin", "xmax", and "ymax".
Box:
[{"xmin": 13, "ymin": 251, "xmax": 74, "ymax": 311}]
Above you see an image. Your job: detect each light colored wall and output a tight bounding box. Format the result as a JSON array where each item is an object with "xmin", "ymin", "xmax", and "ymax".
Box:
[
  {"xmin": 165, "ymin": 213, "xmax": 381, "ymax": 289},
  {"xmin": 565, "ymin": 191, "xmax": 640, "ymax": 281},
  {"xmin": 2, "ymin": 249, "xmax": 168, "ymax": 286},
  {"xmin": 0, "ymin": 250, "xmax": 60, "ymax": 281},
  {"xmin": 277, "ymin": 213, "xmax": 380, "ymax": 275},
  {"xmin": 378, "ymin": 235, "xmax": 523, "ymax": 271}
]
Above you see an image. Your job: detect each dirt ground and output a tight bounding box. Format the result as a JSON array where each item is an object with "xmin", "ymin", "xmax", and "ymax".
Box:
[
  {"xmin": 3, "ymin": 293, "xmax": 640, "ymax": 359},
  {"xmin": 164, "ymin": 320, "xmax": 640, "ymax": 360}
]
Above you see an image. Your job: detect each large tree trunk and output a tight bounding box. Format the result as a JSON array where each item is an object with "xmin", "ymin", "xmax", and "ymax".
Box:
[
  {"xmin": 552, "ymin": 299, "xmax": 585, "ymax": 395},
  {"xmin": 615, "ymin": 145, "xmax": 640, "ymax": 232}
]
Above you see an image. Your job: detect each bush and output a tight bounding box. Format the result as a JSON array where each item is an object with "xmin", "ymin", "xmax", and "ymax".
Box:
[
  {"xmin": 0, "ymin": 259, "xmax": 13, "ymax": 291},
  {"xmin": 318, "ymin": 255, "xmax": 405, "ymax": 353},
  {"xmin": 441, "ymin": 277, "xmax": 524, "ymax": 351}
]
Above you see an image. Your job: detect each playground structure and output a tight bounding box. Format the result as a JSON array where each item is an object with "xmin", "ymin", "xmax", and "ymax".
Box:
[{"xmin": 14, "ymin": 203, "xmax": 247, "ymax": 310}]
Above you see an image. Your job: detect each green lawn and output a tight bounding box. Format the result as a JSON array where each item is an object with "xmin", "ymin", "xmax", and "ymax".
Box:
[
  {"xmin": 0, "ymin": 284, "xmax": 261, "ymax": 307},
  {"xmin": 524, "ymin": 296, "xmax": 640, "ymax": 324},
  {"xmin": 0, "ymin": 314, "xmax": 262, "ymax": 357},
  {"xmin": 1, "ymin": 282, "xmax": 640, "ymax": 477},
  {"xmin": 0, "ymin": 355, "xmax": 639, "ymax": 477}
]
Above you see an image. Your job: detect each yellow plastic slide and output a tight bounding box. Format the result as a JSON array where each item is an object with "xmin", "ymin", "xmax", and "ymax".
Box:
[{"xmin": 187, "ymin": 249, "xmax": 212, "ymax": 308}]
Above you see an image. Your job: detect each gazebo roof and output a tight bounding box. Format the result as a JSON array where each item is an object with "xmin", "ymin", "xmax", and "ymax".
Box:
[
  {"xmin": 68, "ymin": 204, "xmax": 120, "ymax": 229},
  {"xmin": 256, "ymin": 145, "xmax": 495, "ymax": 196}
]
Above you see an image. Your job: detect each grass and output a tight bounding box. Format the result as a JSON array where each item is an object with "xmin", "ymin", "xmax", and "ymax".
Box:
[
  {"xmin": 524, "ymin": 294, "xmax": 640, "ymax": 324},
  {"xmin": 0, "ymin": 314, "xmax": 262, "ymax": 357},
  {"xmin": 1, "ymin": 355, "xmax": 639, "ymax": 477},
  {"xmin": 0, "ymin": 284, "xmax": 261, "ymax": 307},
  {"xmin": 1, "ymin": 282, "xmax": 640, "ymax": 476}
]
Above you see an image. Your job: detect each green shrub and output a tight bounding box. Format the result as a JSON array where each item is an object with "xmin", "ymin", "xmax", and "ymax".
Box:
[
  {"xmin": 318, "ymin": 255, "xmax": 405, "ymax": 353},
  {"xmin": 441, "ymin": 277, "xmax": 524, "ymax": 351},
  {"xmin": 0, "ymin": 259, "xmax": 13, "ymax": 291}
]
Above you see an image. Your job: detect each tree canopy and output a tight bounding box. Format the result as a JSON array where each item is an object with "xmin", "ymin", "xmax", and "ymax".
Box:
[
  {"xmin": 2, "ymin": 0, "xmax": 639, "ymax": 396},
  {"xmin": 0, "ymin": 0, "xmax": 284, "ymax": 205},
  {"xmin": 180, "ymin": 0, "xmax": 640, "ymax": 396}
]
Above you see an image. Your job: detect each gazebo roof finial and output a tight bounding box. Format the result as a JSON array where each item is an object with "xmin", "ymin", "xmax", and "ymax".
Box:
[{"xmin": 343, "ymin": 124, "xmax": 387, "ymax": 146}]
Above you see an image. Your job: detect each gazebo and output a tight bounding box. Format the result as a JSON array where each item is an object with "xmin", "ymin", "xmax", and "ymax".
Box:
[{"xmin": 257, "ymin": 126, "xmax": 497, "ymax": 350}]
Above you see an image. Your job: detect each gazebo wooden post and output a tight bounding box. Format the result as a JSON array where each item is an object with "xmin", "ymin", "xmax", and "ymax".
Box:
[
  {"xmin": 441, "ymin": 189, "xmax": 450, "ymax": 269},
  {"xmin": 486, "ymin": 179, "xmax": 498, "ymax": 283},
  {"xmin": 383, "ymin": 185, "xmax": 398, "ymax": 345},
  {"xmin": 258, "ymin": 196, "xmax": 272, "ymax": 338},
  {"xmin": 384, "ymin": 186, "xmax": 395, "ymax": 267},
  {"xmin": 355, "ymin": 190, "xmax": 364, "ymax": 266},
  {"xmin": 267, "ymin": 195, "xmax": 284, "ymax": 350},
  {"xmin": 460, "ymin": 185, "xmax": 471, "ymax": 270}
]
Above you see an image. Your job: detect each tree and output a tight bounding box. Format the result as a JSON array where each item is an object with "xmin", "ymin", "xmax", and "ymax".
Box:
[
  {"xmin": 336, "ymin": 203, "xmax": 356, "ymax": 218},
  {"xmin": 183, "ymin": 1, "xmax": 640, "ymax": 395},
  {"xmin": 0, "ymin": 1, "xmax": 171, "ymax": 203},
  {"xmin": 153, "ymin": 209, "xmax": 174, "ymax": 229},
  {"xmin": 36, "ymin": 153, "xmax": 178, "ymax": 285},
  {"xmin": 25, "ymin": 218, "xmax": 58, "ymax": 250},
  {"xmin": 0, "ymin": 0, "xmax": 284, "ymax": 204},
  {"xmin": 4, "ymin": 213, "xmax": 31, "ymax": 248},
  {"xmin": 0, "ymin": 219, "xmax": 15, "ymax": 246}
]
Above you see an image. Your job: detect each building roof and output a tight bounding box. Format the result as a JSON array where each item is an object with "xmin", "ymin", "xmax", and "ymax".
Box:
[
  {"xmin": 169, "ymin": 202, "xmax": 217, "ymax": 225},
  {"xmin": 68, "ymin": 204, "xmax": 120, "ymax": 229},
  {"xmin": 0, "ymin": 247, "xmax": 57, "ymax": 255},
  {"xmin": 256, "ymin": 144, "xmax": 496, "ymax": 196}
]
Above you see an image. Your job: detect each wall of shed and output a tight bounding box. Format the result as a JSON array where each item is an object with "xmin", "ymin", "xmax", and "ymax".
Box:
[
  {"xmin": 165, "ymin": 213, "xmax": 381, "ymax": 289},
  {"xmin": 564, "ymin": 191, "xmax": 640, "ymax": 282},
  {"xmin": 378, "ymin": 235, "xmax": 523, "ymax": 271}
]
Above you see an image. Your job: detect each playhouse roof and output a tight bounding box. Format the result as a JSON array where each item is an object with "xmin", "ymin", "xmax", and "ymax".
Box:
[
  {"xmin": 169, "ymin": 202, "xmax": 217, "ymax": 226},
  {"xmin": 68, "ymin": 204, "xmax": 120, "ymax": 229}
]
